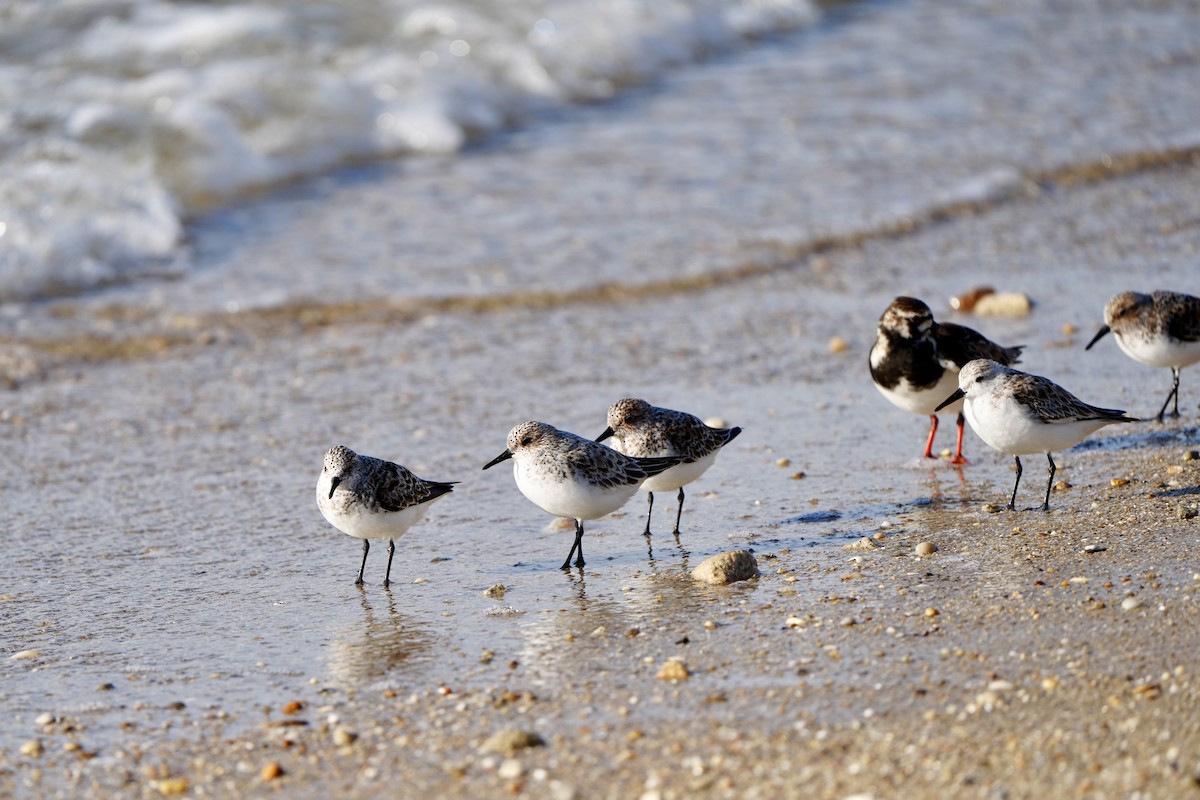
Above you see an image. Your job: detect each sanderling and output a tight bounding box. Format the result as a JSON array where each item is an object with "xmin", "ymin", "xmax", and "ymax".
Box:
[
  {"xmin": 1085, "ymin": 290, "xmax": 1200, "ymax": 422},
  {"xmin": 936, "ymin": 359, "xmax": 1138, "ymax": 511},
  {"xmin": 482, "ymin": 421, "xmax": 683, "ymax": 570},
  {"xmin": 316, "ymin": 445, "xmax": 456, "ymax": 586},
  {"xmin": 595, "ymin": 398, "xmax": 741, "ymax": 537},
  {"xmin": 870, "ymin": 296, "xmax": 1023, "ymax": 464}
]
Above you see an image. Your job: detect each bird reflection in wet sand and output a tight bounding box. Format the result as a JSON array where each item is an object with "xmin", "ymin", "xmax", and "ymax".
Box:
[{"xmin": 325, "ymin": 591, "xmax": 435, "ymax": 687}]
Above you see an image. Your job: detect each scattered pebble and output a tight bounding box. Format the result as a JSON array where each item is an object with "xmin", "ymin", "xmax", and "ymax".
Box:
[
  {"xmin": 973, "ymin": 291, "xmax": 1033, "ymax": 317},
  {"xmin": 843, "ymin": 536, "xmax": 880, "ymax": 551},
  {"xmin": 282, "ymin": 700, "xmax": 303, "ymax": 715},
  {"xmin": 332, "ymin": 727, "xmax": 357, "ymax": 746},
  {"xmin": 924, "ymin": 607, "xmax": 940, "ymax": 618},
  {"xmin": 1183, "ymin": 450, "xmax": 1200, "ymax": 462},
  {"xmin": 656, "ymin": 660, "xmax": 690, "ymax": 682},
  {"xmin": 982, "ymin": 504, "xmax": 1003, "ymax": 514},
  {"xmin": 19, "ymin": 739, "xmax": 43, "ymax": 758},
  {"xmin": 35, "ymin": 713, "xmax": 55, "ymax": 726},
  {"xmin": 1082, "ymin": 544, "xmax": 1106, "ymax": 553},
  {"xmin": 1110, "ymin": 478, "xmax": 1129, "ymax": 488},
  {"xmin": 914, "ymin": 541, "xmax": 937, "ymax": 556},
  {"xmin": 1121, "ymin": 597, "xmax": 1143, "ymax": 611},
  {"xmin": 828, "ymin": 336, "xmax": 849, "ymax": 354},
  {"xmin": 1061, "ymin": 323, "xmax": 1078, "ymax": 335},
  {"xmin": 260, "ymin": 762, "xmax": 284, "ymax": 780},
  {"xmin": 691, "ymin": 550, "xmax": 758, "ymax": 585},
  {"xmin": 151, "ymin": 778, "xmax": 188, "ymax": 796},
  {"xmin": 482, "ymin": 729, "xmax": 545, "ymax": 755},
  {"xmin": 497, "ymin": 759, "xmax": 523, "ymax": 780},
  {"xmin": 1178, "ymin": 504, "xmax": 1198, "ymax": 521},
  {"xmin": 483, "ymin": 584, "xmax": 507, "ymax": 599},
  {"xmin": 949, "ymin": 286, "xmax": 995, "ymax": 312},
  {"xmin": 775, "ymin": 457, "xmax": 791, "ymax": 467},
  {"xmin": 11, "ymin": 649, "xmax": 40, "ymax": 660}
]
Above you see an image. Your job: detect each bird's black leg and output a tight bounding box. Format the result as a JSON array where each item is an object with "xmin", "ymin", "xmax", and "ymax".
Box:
[
  {"xmin": 574, "ymin": 520, "xmax": 586, "ymax": 569},
  {"xmin": 643, "ymin": 492, "xmax": 654, "ymax": 537},
  {"xmin": 672, "ymin": 487, "xmax": 685, "ymax": 537},
  {"xmin": 356, "ymin": 539, "xmax": 369, "ymax": 585},
  {"xmin": 384, "ymin": 539, "xmax": 395, "ymax": 587},
  {"xmin": 1041, "ymin": 453, "xmax": 1056, "ymax": 511},
  {"xmin": 1008, "ymin": 456, "xmax": 1023, "ymax": 511},
  {"xmin": 561, "ymin": 520, "xmax": 583, "ymax": 571},
  {"xmin": 1157, "ymin": 368, "xmax": 1181, "ymax": 422}
]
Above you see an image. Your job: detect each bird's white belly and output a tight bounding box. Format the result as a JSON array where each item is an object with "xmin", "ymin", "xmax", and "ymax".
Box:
[
  {"xmin": 640, "ymin": 450, "xmax": 718, "ymax": 493},
  {"xmin": 316, "ymin": 484, "xmax": 435, "ymax": 540},
  {"xmin": 514, "ymin": 464, "xmax": 637, "ymax": 520},
  {"xmin": 965, "ymin": 397, "xmax": 1110, "ymax": 455},
  {"xmin": 875, "ymin": 368, "xmax": 963, "ymax": 415},
  {"xmin": 1115, "ymin": 332, "xmax": 1200, "ymax": 369}
]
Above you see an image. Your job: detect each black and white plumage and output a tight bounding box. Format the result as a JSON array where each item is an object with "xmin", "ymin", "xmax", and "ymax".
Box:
[
  {"xmin": 936, "ymin": 359, "xmax": 1138, "ymax": 511},
  {"xmin": 595, "ymin": 398, "xmax": 741, "ymax": 537},
  {"xmin": 316, "ymin": 445, "xmax": 456, "ymax": 586},
  {"xmin": 482, "ymin": 421, "xmax": 682, "ymax": 570},
  {"xmin": 869, "ymin": 296, "xmax": 1023, "ymax": 463},
  {"xmin": 1086, "ymin": 290, "xmax": 1200, "ymax": 422}
]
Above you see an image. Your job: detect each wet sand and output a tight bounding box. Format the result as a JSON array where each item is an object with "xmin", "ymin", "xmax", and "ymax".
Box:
[
  {"xmin": 4, "ymin": 158, "xmax": 1200, "ymax": 798},
  {"xmin": 4, "ymin": 0, "xmax": 1200, "ymax": 797}
]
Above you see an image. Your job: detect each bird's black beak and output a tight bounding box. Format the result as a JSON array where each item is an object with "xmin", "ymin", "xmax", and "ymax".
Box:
[
  {"xmin": 935, "ymin": 388, "xmax": 965, "ymax": 413},
  {"xmin": 328, "ymin": 476, "xmax": 341, "ymax": 499},
  {"xmin": 595, "ymin": 426, "xmax": 614, "ymax": 443},
  {"xmin": 1084, "ymin": 325, "xmax": 1110, "ymax": 351},
  {"xmin": 482, "ymin": 450, "xmax": 513, "ymax": 470}
]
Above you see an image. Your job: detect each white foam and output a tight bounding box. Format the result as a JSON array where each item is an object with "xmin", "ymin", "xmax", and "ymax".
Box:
[{"xmin": 0, "ymin": 0, "xmax": 820, "ymax": 300}]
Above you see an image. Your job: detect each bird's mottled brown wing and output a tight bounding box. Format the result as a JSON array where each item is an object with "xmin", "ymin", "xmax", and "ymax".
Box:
[
  {"xmin": 369, "ymin": 459, "xmax": 455, "ymax": 512},
  {"xmin": 1008, "ymin": 373, "xmax": 1130, "ymax": 423}
]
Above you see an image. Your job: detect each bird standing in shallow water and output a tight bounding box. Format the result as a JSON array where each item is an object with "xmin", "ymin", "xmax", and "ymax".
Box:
[
  {"xmin": 483, "ymin": 421, "xmax": 682, "ymax": 570},
  {"xmin": 1085, "ymin": 290, "xmax": 1200, "ymax": 423},
  {"xmin": 936, "ymin": 359, "xmax": 1138, "ymax": 511},
  {"xmin": 316, "ymin": 445, "xmax": 456, "ymax": 586},
  {"xmin": 596, "ymin": 398, "xmax": 741, "ymax": 537},
  {"xmin": 870, "ymin": 296, "xmax": 1023, "ymax": 464}
]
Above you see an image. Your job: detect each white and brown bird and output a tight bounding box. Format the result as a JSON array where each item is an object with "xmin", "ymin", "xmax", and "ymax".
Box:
[
  {"xmin": 483, "ymin": 421, "xmax": 682, "ymax": 570},
  {"xmin": 1086, "ymin": 290, "xmax": 1200, "ymax": 422},
  {"xmin": 869, "ymin": 296, "xmax": 1023, "ymax": 463},
  {"xmin": 316, "ymin": 445, "xmax": 456, "ymax": 586},
  {"xmin": 936, "ymin": 360, "xmax": 1138, "ymax": 511},
  {"xmin": 596, "ymin": 398, "xmax": 741, "ymax": 537}
]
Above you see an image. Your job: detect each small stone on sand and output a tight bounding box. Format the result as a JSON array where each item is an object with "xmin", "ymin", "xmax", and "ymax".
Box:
[
  {"xmin": 914, "ymin": 541, "xmax": 937, "ymax": 556},
  {"xmin": 691, "ymin": 550, "xmax": 758, "ymax": 585},
  {"xmin": 656, "ymin": 661, "xmax": 690, "ymax": 682},
  {"xmin": 483, "ymin": 729, "xmax": 545, "ymax": 755}
]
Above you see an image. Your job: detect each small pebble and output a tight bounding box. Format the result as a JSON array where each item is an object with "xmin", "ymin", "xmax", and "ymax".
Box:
[
  {"xmin": 1110, "ymin": 478, "xmax": 1129, "ymax": 488},
  {"xmin": 914, "ymin": 541, "xmax": 937, "ymax": 556},
  {"xmin": 497, "ymin": 759, "xmax": 523, "ymax": 780},
  {"xmin": 11, "ymin": 649, "xmax": 40, "ymax": 661},
  {"xmin": 973, "ymin": 291, "xmax": 1033, "ymax": 317},
  {"xmin": 35, "ymin": 713, "xmax": 55, "ymax": 727},
  {"xmin": 691, "ymin": 550, "xmax": 758, "ymax": 585},
  {"xmin": 1178, "ymin": 504, "xmax": 1198, "ymax": 521},
  {"xmin": 332, "ymin": 727, "xmax": 357, "ymax": 746},
  {"xmin": 483, "ymin": 729, "xmax": 545, "ymax": 755},
  {"xmin": 656, "ymin": 661, "xmax": 690, "ymax": 682},
  {"xmin": 982, "ymin": 504, "xmax": 1003, "ymax": 514},
  {"xmin": 1061, "ymin": 323, "xmax": 1078, "ymax": 335},
  {"xmin": 775, "ymin": 457, "xmax": 791, "ymax": 468},
  {"xmin": 1121, "ymin": 597, "xmax": 1143, "ymax": 611},
  {"xmin": 260, "ymin": 762, "xmax": 284, "ymax": 780},
  {"xmin": 19, "ymin": 739, "xmax": 43, "ymax": 758},
  {"xmin": 924, "ymin": 607, "xmax": 940, "ymax": 618},
  {"xmin": 843, "ymin": 537, "xmax": 880, "ymax": 551},
  {"xmin": 828, "ymin": 336, "xmax": 849, "ymax": 354},
  {"xmin": 483, "ymin": 584, "xmax": 507, "ymax": 599},
  {"xmin": 1183, "ymin": 450, "xmax": 1200, "ymax": 462},
  {"xmin": 1082, "ymin": 544, "xmax": 1107, "ymax": 553}
]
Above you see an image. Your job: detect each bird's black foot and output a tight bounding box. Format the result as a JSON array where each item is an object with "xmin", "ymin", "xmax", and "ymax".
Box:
[{"xmin": 355, "ymin": 578, "xmax": 364, "ymax": 586}]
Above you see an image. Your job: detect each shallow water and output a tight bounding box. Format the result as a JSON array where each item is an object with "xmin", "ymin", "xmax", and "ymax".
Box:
[{"xmin": 3, "ymin": 0, "xmax": 1200, "ymax": 762}]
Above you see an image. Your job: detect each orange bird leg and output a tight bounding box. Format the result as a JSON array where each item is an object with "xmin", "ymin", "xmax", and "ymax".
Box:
[
  {"xmin": 951, "ymin": 411, "xmax": 969, "ymax": 465},
  {"xmin": 922, "ymin": 414, "xmax": 939, "ymax": 459}
]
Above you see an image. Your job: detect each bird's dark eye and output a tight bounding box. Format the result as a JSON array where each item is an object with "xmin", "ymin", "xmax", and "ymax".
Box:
[
  {"xmin": 975, "ymin": 376, "xmax": 984, "ymax": 383},
  {"xmin": 521, "ymin": 437, "xmax": 532, "ymax": 446}
]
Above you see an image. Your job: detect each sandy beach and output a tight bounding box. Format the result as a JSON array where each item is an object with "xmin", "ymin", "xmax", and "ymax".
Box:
[{"xmin": 3, "ymin": 0, "xmax": 1200, "ymax": 797}]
